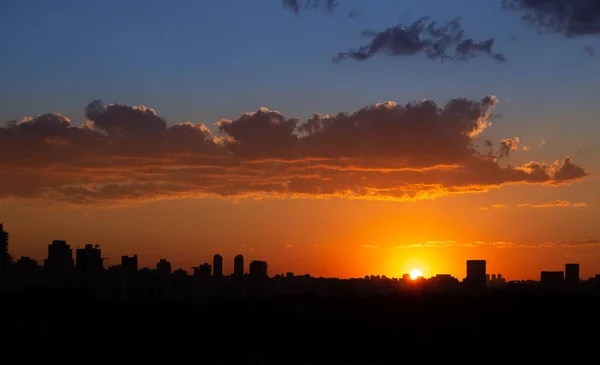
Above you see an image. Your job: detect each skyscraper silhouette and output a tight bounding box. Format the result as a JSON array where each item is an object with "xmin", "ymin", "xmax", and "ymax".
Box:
[
  {"xmin": 234, "ymin": 254, "xmax": 244, "ymax": 277},
  {"xmin": 121, "ymin": 255, "xmax": 138, "ymax": 272},
  {"xmin": 194, "ymin": 263, "xmax": 211, "ymax": 277},
  {"xmin": 44, "ymin": 240, "xmax": 74, "ymax": 274},
  {"xmin": 565, "ymin": 263, "xmax": 580, "ymax": 287},
  {"xmin": 466, "ymin": 260, "xmax": 486, "ymax": 290},
  {"xmin": 76, "ymin": 244, "xmax": 103, "ymax": 274},
  {"xmin": 249, "ymin": 260, "xmax": 268, "ymax": 278},
  {"xmin": 0, "ymin": 224, "xmax": 8, "ymax": 278},
  {"xmin": 213, "ymin": 254, "xmax": 223, "ymax": 277},
  {"xmin": 156, "ymin": 259, "xmax": 172, "ymax": 275}
]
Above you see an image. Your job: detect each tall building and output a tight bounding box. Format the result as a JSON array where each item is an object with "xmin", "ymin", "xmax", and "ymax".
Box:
[
  {"xmin": 44, "ymin": 240, "xmax": 74, "ymax": 274},
  {"xmin": 541, "ymin": 271, "xmax": 564, "ymax": 289},
  {"xmin": 234, "ymin": 254, "xmax": 244, "ymax": 277},
  {"xmin": 213, "ymin": 254, "xmax": 223, "ymax": 277},
  {"xmin": 156, "ymin": 259, "xmax": 172, "ymax": 275},
  {"xmin": 465, "ymin": 260, "xmax": 486, "ymax": 289},
  {"xmin": 565, "ymin": 264, "xmax": 580, "ymax": 287},
  {"xmin": 249, "ymin": 260, "xmax": 268, "ymax": 278},
  {"xmin": 194, "ymin": 263, "xmax": 211, "ymax": 277},
  {"xmin": 75, "ymin": 244, "xmax": 104, "ymax": 273},
  {"xmin": 121, "ymin": 255, "xmax": 138, "ymax": 272},
  {"xmin": 0, "ymin": 223, "xmax": 9, "ymax": 278}
]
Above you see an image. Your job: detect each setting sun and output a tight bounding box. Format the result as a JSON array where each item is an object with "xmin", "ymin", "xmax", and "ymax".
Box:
[{"xmin": 410, "ymin": 269, "xmax": 423, "ymax": 280}]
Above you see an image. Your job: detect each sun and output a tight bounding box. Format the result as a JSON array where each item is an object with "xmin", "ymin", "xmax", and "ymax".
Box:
[{"xmin": 409, "ymin": 269, "xmax": 423, "ymax": 280}]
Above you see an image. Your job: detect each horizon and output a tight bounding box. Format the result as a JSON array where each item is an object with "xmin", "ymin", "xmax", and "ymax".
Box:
[{"xmin": 1, "ymin": 0, "xmax": 600, "ymax": 282}]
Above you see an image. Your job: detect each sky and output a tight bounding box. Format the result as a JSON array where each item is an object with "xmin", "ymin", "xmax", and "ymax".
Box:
[{"xmin": 1, "ymin": 0, "xmax": 599, "ymax": 280}]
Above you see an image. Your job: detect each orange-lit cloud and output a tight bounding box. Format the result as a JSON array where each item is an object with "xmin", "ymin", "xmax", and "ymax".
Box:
[
  {"xmin": 518, "ymin": 200, "xmax": 587, "ymax": 208},
  {"xmin": 0, "ymin": 97, "xmax": 588, "ymax": 205},
  {"xmin": 394, "ymin": 238, "xmax": 599, "ymax": 249},
  {"xmin": 480, "ymin": 200, "xmax": 587, "ymax": 210}
]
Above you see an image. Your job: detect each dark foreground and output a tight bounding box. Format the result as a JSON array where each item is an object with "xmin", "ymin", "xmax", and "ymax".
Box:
[{"xmin": 3, "ymin": 289, "xmax": 599, "ymax": 363}]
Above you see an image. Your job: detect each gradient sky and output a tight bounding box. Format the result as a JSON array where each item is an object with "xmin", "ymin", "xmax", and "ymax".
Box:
[{"xmin": 1, "ymin": 0, "xmax": 599, "ymax": 280}]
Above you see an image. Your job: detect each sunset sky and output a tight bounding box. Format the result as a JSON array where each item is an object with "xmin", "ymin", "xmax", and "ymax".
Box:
[{"xmin": 1, "ymin": 0, "xmax": 599, "ymax": 280}]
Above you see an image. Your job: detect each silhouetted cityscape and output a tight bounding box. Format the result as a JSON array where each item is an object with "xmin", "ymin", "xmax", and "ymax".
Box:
[
  {"xmin": 2, "ymin": 223, "xmax": 600, "ymax": 299},
  {"xmin": 3, "ymin": 222, "xmax": 600, "ymax": 363}
]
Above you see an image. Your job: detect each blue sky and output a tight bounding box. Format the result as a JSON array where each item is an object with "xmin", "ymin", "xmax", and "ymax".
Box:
[{"xmin": 0, "ymin": 0, "xmax": 598, "ymax": 156}]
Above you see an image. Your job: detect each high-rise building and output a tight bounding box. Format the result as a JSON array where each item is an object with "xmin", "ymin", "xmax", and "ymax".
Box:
[
  {"xmin": 156, "ymin": 259, "xmax": 172, "ymax": 275},
  {"xmin": 213, "ymin": 254, "xmax": 223, "ymax": 277},
  {"xmin": 44, "ymin": 240, "xmax": 74, "ymax": 274},
  {"xmin": 0, "ymin": 223, "xmax": 9, "ymax": 278},
  {"xmin": 121, "ymin": 255, "xmax": 138, "ymax": 272},
  {"xmin": 249, "ymin": 260, "xmax": 268, "ymax": 278},
  {"xmin": 234, "ymin": 254, "xmax": 244, "ymax": 277},
  {"xmin": 540, "ymin": 271, "xmax": 564, "ymax": 289},
  {"xmin": 194, "ymin": 263, "xmax": 211, "ymax": 277},
  {"xmin": 565, "ymin": 264, "xmax": 580, "ymax": 287},
  {"xmin": 76, "ymin": 244, "xmax": 104, "ymax": 274},
  {"xmin": 465, "ymin": 260, "xmax": 486, "ymax": 289}
]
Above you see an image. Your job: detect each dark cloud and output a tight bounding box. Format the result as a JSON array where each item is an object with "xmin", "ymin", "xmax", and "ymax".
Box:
[
  {"xmin": 0, "ymin": 97, "xmax": 588, "ymax": 205},
  {"xmin": 282, "ymin": 0, "xmax": 339, "ymax": 15},
  {"xmin": 584, "ymin": 45, "xmax": 595, "ymax": 56},
  {"xmin": 333, "ymin": 17, "xmax": 506, "ymax": 63},
  {"xmin": 498, "ymin": 137, "xmax": 520, "ymax": 158},
  {"xmin": 502, "ymin": 0, "xmax": 600, "ymax": 37}
]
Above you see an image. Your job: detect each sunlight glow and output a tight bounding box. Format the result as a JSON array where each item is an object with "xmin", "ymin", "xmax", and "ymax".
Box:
[{"xmin": 409, "ymin": 269, "xmax": 423, "ymax": 280}]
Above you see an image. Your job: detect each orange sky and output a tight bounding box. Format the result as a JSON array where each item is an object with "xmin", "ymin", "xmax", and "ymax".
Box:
[
  {"xmin": 2, "ymin": 174, "xmax": 598, "ymax": 280},
  {"xmin": 0, "ymin": 98, "xmax": 598, "ymax": 281}
]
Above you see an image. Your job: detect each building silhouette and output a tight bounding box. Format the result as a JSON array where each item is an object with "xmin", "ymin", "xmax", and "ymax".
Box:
[
  {"xmin": 76, "ymin": 244, "xmax": 103, "ymax": 273},
  {"xmin": 0, "ymin": 223, "xmax": 9, "ymax": 278},
  {"xmin": 540, "ymin": 271, "xmax": 564, "ymax": 289},
  {"xmin": 465, "ymin": 260, "xmax": 486, "ymax": 289},
  {"xmin": 234, "ymin": 254, "xmax": 244, "ymax": 277},
  {"xmin": 156, "ymin": 259, "xmax": 172, "ymax": 275},
  {"xmin": 213, "ymin": 254, "xmax": 223, "ymax": 277},
  {"xmin": 249, "ymin": 260, "xmax": 268, "ymax": 278},
  {"xmin": 44, "ymin": 240, "xmax": 74, "ymax": 274},
  {"xmin": 565, "ymin": 264, "xmax": 580, "ymax": 287},
  {"xmin": 193, "ymin": 263, "xmax": 211, "ymax": 277},
  {"xmin": 121, "ymin": 255, "xmax": 138, "ymax": 272}
]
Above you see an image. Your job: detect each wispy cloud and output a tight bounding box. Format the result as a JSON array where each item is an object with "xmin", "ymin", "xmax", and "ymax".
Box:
[
  {"xmin": 394, "ymin": 239, "xmax": 600, "ymax": 249},
  {"xmin": 502, "ymin": 0, "xmax": 600, "ymax": 37},
  {"xmin": 333, "ymin": 17, "xmax": 506, "ymax": 64},
  {"xmin": 285, "ymin": 244, "xmax": 293, "ymax": 248},
  {"xmin": 480, "ymin": 200, "xmax": 587, "ymax": 210},
  {"xmin": 517, "ymin": 200, "xmax": 587, "ymax": 208},
  {"xmin": 361, "ymin": 244, "xmax": 378, "ymax": 249}
]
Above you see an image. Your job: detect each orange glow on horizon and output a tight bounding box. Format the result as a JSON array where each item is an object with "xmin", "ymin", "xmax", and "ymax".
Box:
[{"xmin": 409, "ymin": 269, "xmax": 423, "ymax": 280}]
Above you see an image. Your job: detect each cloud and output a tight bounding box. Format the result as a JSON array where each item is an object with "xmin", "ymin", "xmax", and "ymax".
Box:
[
  {"xmin": 522, "ymin": 145, "xmax": 531, "ymax": 151},
  {"xmin": 394, "ymin": 238, "xmax": 600, "ymax": 249},
  {"xmin": 498, "ymin": 137, "xmax": 521, "ymax": 158},
  {"xmin": 539, "ymin": 140, "xmax": 546, "ymax": 148},
  {"xmin": 282, "ymin": 0, "xmax": 339, "ymax": 15},
  {"xmin": 517, "ymin": 200, "xmax": 587, "ymax": 208},
  {"xmin": 502, "ymin": 0, "xmax": 600, "ymax": 37},
  {"xmin": 333, "ymin": 17, "xmax": 506, "ymax": 63},
  {"xmin": 285, "ymin": 244, "xmax": 293, "ymax": 248},
  {"xmin": 480, "ymin": 200, "xmax": 587, "ymax": 210},
  {"xmin": 361, "ymin": 244, "xmax": 378, "ymax": 249},
  {"xmin": 584, "ymin": 45, "xmax": 595, "ymax": 56},
  {"xmin": 0, "ymin": 97, "xmax": 588, "ymax": 205},
  {"xmin": 395, "ymin": 240, "xmax": 456, "ymax": 249}
]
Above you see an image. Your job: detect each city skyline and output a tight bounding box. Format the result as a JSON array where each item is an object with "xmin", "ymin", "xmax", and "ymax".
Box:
[
  {"xmin": 1, "ymin": 223, "xmax": 594, "ymax": 282},
  {"xmin": 1, "ymin": 1, "xmax": 599, "ymax": 281}
]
